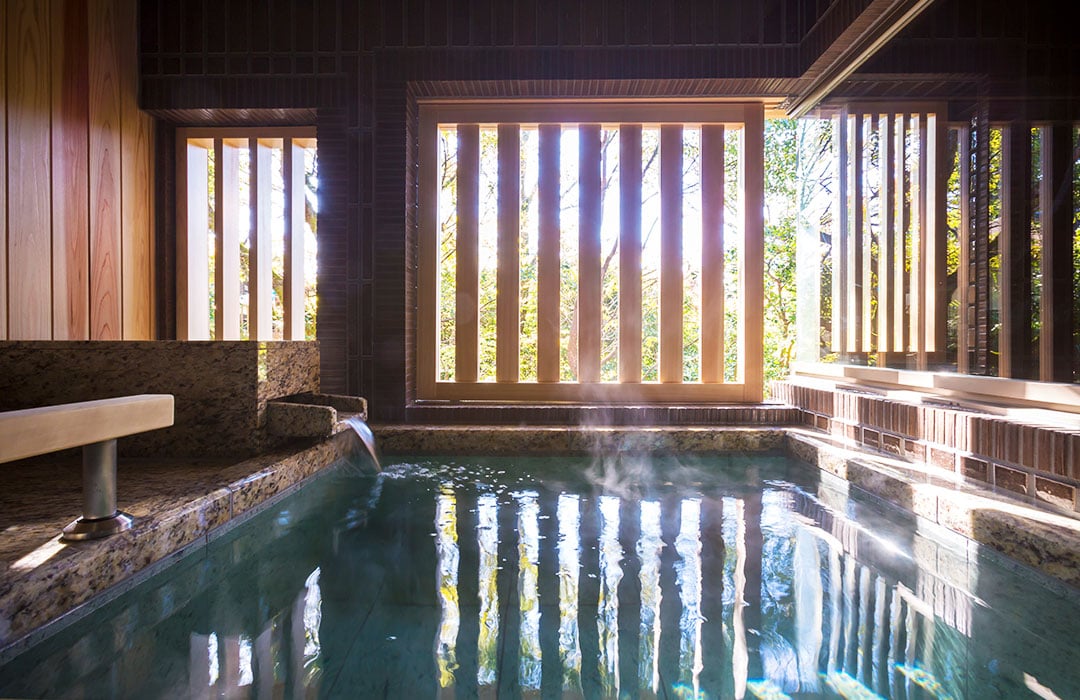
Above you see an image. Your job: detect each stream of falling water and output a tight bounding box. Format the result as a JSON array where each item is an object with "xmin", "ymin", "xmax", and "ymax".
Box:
[{"xmin": 344, "ymin": 415, "xmax": 381, "ymax": 471}]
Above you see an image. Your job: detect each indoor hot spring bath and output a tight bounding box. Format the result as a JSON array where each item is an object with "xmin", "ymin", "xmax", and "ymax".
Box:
[{"xmin": 1, "ymin": 451, "xmax": 1078, "ymax": 699}]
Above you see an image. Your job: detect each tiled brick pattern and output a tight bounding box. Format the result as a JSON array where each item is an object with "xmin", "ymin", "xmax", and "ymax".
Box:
[
  {"xmin": 774, "ymin": 380, "xmax": 1080, "ymax": 512},
  {"xmin": 139, "ymin": 0, "xmax": 818, "ymax": 422}
]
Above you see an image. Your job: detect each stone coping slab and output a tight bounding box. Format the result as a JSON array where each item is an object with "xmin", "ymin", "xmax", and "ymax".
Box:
[{"xmin": 0, "ymin": 428, "xmax": 360, "ymax": 660}]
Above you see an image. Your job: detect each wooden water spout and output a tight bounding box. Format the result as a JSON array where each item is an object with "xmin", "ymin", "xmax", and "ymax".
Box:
[{"xmin": 0, "ymin": 395, "xmax": 175, "ymax": 540}]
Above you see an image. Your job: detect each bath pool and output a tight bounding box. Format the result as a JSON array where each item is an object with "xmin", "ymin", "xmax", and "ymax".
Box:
[{"xmin": 1, "ymin": 452, "xmax": 1078, "ymax": 699}]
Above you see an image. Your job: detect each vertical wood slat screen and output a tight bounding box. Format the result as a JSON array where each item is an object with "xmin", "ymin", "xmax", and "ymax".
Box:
[
  {"xmin": 176, "ymin": 127, "xmax": 316, "ymax": 341},
  {"xmin": 830, "ymin": 105, "xmax": 948, "ymax": 366},
  {"xmin": 417, "ymin": 102, "xmax": 765, "ymax": 402}
]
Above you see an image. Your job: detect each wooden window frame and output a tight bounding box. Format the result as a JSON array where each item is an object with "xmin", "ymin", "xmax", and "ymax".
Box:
[
  {"xmin": 416, "ymin": 100, "xmax": 765, "ymax": 404},
  {"xmin": 175, "ymin": 126, "xmax": 316, "ymax": 341}
]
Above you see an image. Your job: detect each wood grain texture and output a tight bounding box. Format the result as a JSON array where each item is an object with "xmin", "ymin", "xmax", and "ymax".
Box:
[
  {"xmin": 7, "ymin": 0, "xmax": 53, "ymax": 339},
  {"xmin": 740, "ymin": 104, "xmax": 765, "ymax": 401},
  {"xmin": 119, "ymin": 0, "xmax": 153, "ymax": 339},
  {"xmin": 88, "ymin": 0, "xmax": 123, "ymax": 339},
  {"xmin": 215, "ymin": 140, "xmax": 242, "ymax": 339},
  {"xmin": 283, "ymin": 138, "xmax": 306, "ymax": 340},
  {"xmin": 578, "ymin": 124, "xmax": 602, "ymax": 383},
  {"xmin": 536, "ymin": 124, "xmax": 560, "ymax": 383},
  {"xmin": 496, "ymin": 124, "xmax": 520, "ymax": 382},
  {"xmin": 957, "ymin": 125, "xmax": 971, "ymax": 373},
  {"xmin": 250, "ymin": 139, "xmax": 273, "ymax": 340},
  {"xmin": 0, "ymin": 0, "xmax": 7, "ymax": 339},
  {"xmin": 619, "ymin": 124, "xmax": 643, "ymax": 383},
  {"xmin": 455, "ymin": 125, "xmax": 480, "ymax": 382},
  {"xmin": 51, "ymin": 0, "xmax": 90, "ymax": 340},
  {"xmin": 659, "ymin": 125, "xmax": 683, "ymax": 383},
  {"xmin": 700, "ymin": 125, "xmax": 725, "ymax": 383}
]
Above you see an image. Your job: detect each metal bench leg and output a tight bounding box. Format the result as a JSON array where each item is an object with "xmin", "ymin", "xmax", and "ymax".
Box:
[{"xmin": 61, "ymin": 439, "xmax": 134, "ymax": 541}]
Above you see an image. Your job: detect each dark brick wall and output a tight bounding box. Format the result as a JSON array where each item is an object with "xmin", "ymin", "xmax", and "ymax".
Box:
[
  {"xmin": 140, "ymin": 0, "xmax": 806, "ymax": 421},
  {"xmin": 139, "ymin": 0, "xmax": 1075, "ymax": 421}
]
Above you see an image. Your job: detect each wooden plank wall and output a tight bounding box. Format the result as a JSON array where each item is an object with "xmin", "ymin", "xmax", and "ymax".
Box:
[{"xmin": 0, "ymin": 0, "xmax": 154, "ymax": 341}]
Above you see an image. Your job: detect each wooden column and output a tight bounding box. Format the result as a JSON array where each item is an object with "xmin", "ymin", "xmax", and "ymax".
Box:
[
  {"xmin": 214, "ymin": 140, "xmax": 242, "ymax": 340},
  {"xmin": 701, "ymin": 125, "xmax": 726, "ymax": 383},
  {"xmin": 537, "ymin": 125, "xmax": 561, "ymax": 383},
  {"xmin": 973, "ymin": 110, "xmax": 991, "ymax": 374},
  {"xmin": 1039, "ymin": 124, "xmax": 1075, "ymax": 383},
  {"xmin": 851, "ymin": 113, "xmax": 866, "ymax": 354},
  {"xmin": 832, "ymin": 111, "xmax": 849, "ymax": 355},
  {"xmin": 619, "ymin": 125, "xmax": 643, "ymax": 383},
  {"xmin": 877, "ymin": 113, "xmax": 895, "ymax": 364},
  {"xmin": 659, "ymin": 124, "xmax": 683, "ymax": 383},
  {"xmin": 912, "ymin": 114, "xmax": 926, "ymax": 366},
  {"xmin": 742, "ymin": 105, "xmax": 765, "ymax": 400},
  {"xmin": 282, "ymin": 138, "xmax": 306, "ymax": 340},
  {"xmin": 578, "ymin": 124, "xmax": 602, "ymax": 383},
  {"xmin": 999, "ymin": 123, "xmax": 1033, "ymax": 379},
  {"xmin": 957, "ymin": 125, "xmax": 972, "ymax": 373},
  {"xmin": 496, "ymin": 125, "xmax": 520, "ymax": 383},
  {"xmin": 455, "ymin": 125, "xmax": 480, "ymax": 382},
  {"xmin": 924, "ymin": 113, "xmax": 948, "ymax": 361},
  {"xmin": 249, "ymin": 138, "xmax": 273, "ymax": 340}
]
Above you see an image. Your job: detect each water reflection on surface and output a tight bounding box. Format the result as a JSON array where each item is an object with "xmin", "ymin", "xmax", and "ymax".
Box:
[{"xmin": 4, "ymin": 456, "xmax": 1080, "ymax": 700}]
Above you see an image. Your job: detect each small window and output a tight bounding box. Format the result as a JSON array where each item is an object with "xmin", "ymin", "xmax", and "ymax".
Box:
[{"xmin": 176, "ymin": 128, "xmax": 317, "ymax": 341}]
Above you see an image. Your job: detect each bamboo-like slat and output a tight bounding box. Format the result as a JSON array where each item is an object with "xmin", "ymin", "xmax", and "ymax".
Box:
[
  {"xmin": 832, "ymin": 112, "xmax": 848, "ymax": 355},
  {"xmin": 700, "ymin": 125, "xmax": 725, "ymax": 383},
  {"xmin": 496, "ymin": 125, "xmax": 521, "ymax": 383},
  {"xmin": 214, "ymin": 140, "xmax": 242, "ymax": 340},
  {"xmin": 741, "ymin": 105, "xmax": 765, "ymax": 400},
  {"xmin": 537, "ymin": 125, "xmax": 561, "ymax": 383},
  {"xmin": 924, "ymin": 113, "xmax": 947, "ymax": 359},
  {"xmin": 282, "ymin": 138, "xmax": 306, "ymax": 340},
  {"xmin": 851, "ymin": 113, "xmax": 867, "ymax": 353},
  {"xmin": 659, "ymin": 124, "xmax": 683, "ymax": 383},
  {"xmin": 909, "ymin": 115, "xmax": 923, "ymax": 358},
  {"xmin": 51, "ymin": 0, "xmax": 90, "ymax": 340},
  {"xmin": 956, "ymin": 125, "xmax": 971, "ymax": 374},
  {"xmin": 1039, "ymin": 124, "xmax": 1074, "ymax": 383},
  {"xmin": 893, "ymin": 115, "xmax": 907, "ymax": 353},
  {"xmin": 999, "ymin": 123, "xmax": 1033, "ymax": 379},
  {"xmin": 619, "ymin": 124, "xmax": 643, "ymax": 383},
  {"xmin": 8, "ymin": 0, "xmax": 53, "ymax": 339},
  {"xmin": 578, "ymin": 124, "xmax": 602, "ymax": 383},
  {"xmin": 249, "ymin": 138, "xmax": 273, "ymax": 341},
  {"xmin": 877, "ymin": 113, "xmax": 895, "ymax": 361},
  {"xmin": 455, "ymin": 125, "xmax": 480, "ymax": 382}
]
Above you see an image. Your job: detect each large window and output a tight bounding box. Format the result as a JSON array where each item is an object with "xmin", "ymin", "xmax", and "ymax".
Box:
[
  {"xmin": 176, "ymin": 127, "xmax": 317, "ymax": 341},
  {"xmin": 416, "ymin": 101, "xmax": 766, "ymax": 402}
]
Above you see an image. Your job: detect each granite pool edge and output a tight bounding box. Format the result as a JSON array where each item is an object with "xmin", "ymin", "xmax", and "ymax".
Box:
[
  {"xmin": 374, "ymin": 424, "xmax": 787, "ymax": 454},
  {"xmin": 0, "ymin": 429, "xmax": 358, "ymax": 659},
  {"xmin": 785, "ymin": 429, "xmax": 1080, "ymax": 589}
]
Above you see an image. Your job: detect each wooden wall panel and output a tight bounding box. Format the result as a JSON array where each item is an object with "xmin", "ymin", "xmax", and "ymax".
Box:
[
  {"xmin": 119, "ymin": 0, "xmax": 153, "ymax": 339},
  {"xmin": 88, "ymin": 0, "xmax": 124, "ymax": 339},
  {"xmin": 7, "ymin": 0, "xmax": 53, "ymax": 339},
  {"xmin": 0, "ymin": 0, "xmax": 7, "ymax": 339},
  {"xmin": 0, "ymin": 1, "xmax": 158, "ymax": 342},
  {"xmin": 52, "ymin": 0, "xmax": 90, "ymax": 340}
]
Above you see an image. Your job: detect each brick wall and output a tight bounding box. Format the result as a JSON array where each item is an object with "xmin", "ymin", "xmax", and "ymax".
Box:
[
  {"xmin": 139, "ymin": 0, "xmax": 807, "ymax": 421},
  {"xmin": 774, "ymin": 380, "xmax": 1080, "ymax": 512}
]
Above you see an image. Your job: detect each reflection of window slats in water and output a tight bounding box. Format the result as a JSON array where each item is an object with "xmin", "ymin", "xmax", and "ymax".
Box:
[{"xmin": 183, "ymin": 485, "xmax": 983, "ymax": 699}]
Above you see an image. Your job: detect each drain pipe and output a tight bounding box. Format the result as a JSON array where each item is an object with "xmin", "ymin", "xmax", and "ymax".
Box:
[{"xmin": 61, "ymin": 439, "xmax": 134, "ymax": 541}]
